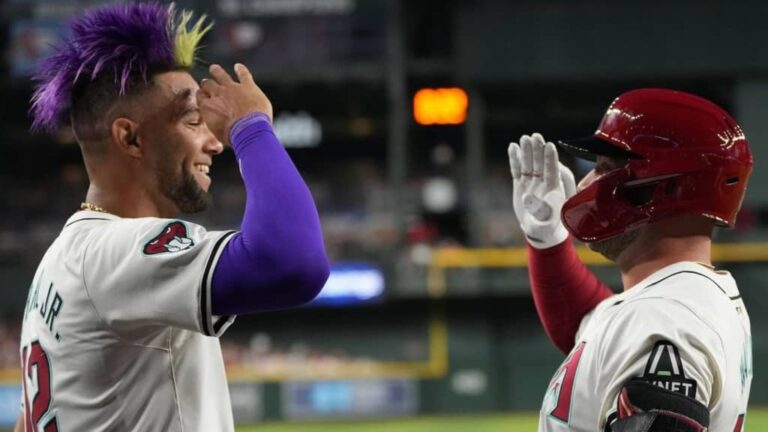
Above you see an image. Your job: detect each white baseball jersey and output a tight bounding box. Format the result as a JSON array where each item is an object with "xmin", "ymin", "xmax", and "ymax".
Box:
[
  {"xmin": 19, "ymin": 210, "xmax": 237, "ymax": 432},
  {"xmin": 539, "ymin": 261, "xmax": 752, "ymax": 432}
]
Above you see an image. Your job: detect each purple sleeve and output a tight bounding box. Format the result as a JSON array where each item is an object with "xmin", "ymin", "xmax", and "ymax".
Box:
[{"xmin": 210, "ymin": 113, "xmax": 330, "ymax": 315}]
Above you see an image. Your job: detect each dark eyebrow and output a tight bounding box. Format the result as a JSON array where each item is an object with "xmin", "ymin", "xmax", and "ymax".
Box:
[
  {"xmin": 172, "ymin": 88, "xmax": 199, "ymax": 118},
  {"xmin": 174, "ymin": 88, "xmax": 194, "ymax": 103}
]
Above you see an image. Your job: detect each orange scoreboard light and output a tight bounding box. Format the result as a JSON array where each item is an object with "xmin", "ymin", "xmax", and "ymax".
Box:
[{"xmin": 413, "ymin": 87, "xmax": 468, "ymax": 125}]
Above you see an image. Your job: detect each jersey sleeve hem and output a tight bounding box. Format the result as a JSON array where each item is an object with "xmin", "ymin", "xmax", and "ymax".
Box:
[
  {"xmin": 200, "ymin": 230, "xmax": 237, "ymax": 337},
  {"xmin": 594, "ymin": 296, "xmax": 725, "ymax": 422}
]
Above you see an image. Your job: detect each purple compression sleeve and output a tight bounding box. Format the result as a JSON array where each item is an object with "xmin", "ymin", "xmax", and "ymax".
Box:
[{"xmin": 211, "ymin": 113, "xmax": 330, "ymax": 315}]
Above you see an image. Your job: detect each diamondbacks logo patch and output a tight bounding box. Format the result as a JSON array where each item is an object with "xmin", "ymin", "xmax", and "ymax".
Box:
[
  {"xmin": 143, "ymin": 222, "xmax": 194, "ymax": 255},
  {"xmin": 641, "ymin": 340, "xmax": 697, "ymax": 398}
]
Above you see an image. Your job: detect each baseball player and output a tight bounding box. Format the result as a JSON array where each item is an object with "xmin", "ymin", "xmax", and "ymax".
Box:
[
  {"xmin": 16, "ymin": 3, "xmax": 329, "ymax": 432},
  {"xmin": 508, "ymin": 89, "xmax": 753, "ymax": 431}
]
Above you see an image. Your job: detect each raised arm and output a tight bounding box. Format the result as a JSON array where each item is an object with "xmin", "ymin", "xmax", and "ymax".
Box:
[
  {"xmin": 509, "ymin": 133, "xmax": 612, "ymax": 353},
  {"xmin": 527, "ymin": 238, "xmax": 612, "ymax": 353},
  {"xmin": 198, "ymin": 64, "xmax": 329, "ymax": 316}
]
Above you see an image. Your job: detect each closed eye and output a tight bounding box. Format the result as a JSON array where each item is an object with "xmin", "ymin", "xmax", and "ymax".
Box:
[
  {"xmin": 180, "ymin": 106, "xmax": 202, "ymax": 126},
  {"xmin": 184, "ymin": 115, "xmax": 203, "ymax": 127}
]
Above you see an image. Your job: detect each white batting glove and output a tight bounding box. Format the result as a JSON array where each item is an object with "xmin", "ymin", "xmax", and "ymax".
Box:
[{"xmin": 508, "ymin": 133, "xmax": 577, "ymax": 249}]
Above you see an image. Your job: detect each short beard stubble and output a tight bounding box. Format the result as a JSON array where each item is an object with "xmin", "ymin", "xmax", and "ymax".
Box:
[
  {"xmin": 157, "ymin": 163, "xmax": 209, "ymax": 213},
  {"xmin": 587, "ymin": 229, "xmax": 641, "ymax": 262}
]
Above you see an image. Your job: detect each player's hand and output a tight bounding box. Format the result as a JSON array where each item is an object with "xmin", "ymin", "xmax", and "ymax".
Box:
[
  {"xmin": 508, "ymin": 133, "xmax": 576, "ymax": 249},
  {"xmin": 197, "ymin": 63, "xmax": 273, "ymax": 146}
]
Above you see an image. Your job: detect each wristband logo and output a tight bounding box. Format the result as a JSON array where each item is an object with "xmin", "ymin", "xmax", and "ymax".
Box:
[{"xmin": 143, "ymin": 222, "xmax": 194, "ymax": 255}]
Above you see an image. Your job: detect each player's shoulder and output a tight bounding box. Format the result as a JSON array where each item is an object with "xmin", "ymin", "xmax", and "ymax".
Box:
[
  {"xmin": 593, "ymin": 262, "xmax": 738, "ymax": 344},
  {"xmin": 51, "ymin": 210, "xmax": 117, "ymax": 254},
  {"xmin": 63, "ymin": 210, "xmax": 207, "ymax": 253}
]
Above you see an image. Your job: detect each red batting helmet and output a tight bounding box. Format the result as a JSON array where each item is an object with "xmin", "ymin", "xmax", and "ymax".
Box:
[{"xmin": 557, "ymin": 88, "xmax": 753, "ymax": 242}]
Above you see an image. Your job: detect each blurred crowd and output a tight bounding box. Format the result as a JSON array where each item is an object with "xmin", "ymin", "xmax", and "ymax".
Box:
[
  {"xmin": 0, "ymin": 146, "xmax": 527, "ymax": 270},
  {"xmin": 0, "ymin": 321, "xmax": 427, "ymax": 377},
  {"xmin": 2, "ymin": 143, "xmax": 763, "ymax": 273},
  {"xmin": 0, "ymin": 322, "xmax": 20, "ymax": 371}
]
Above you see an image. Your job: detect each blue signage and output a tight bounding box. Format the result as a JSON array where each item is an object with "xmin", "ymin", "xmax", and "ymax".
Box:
[
  {"xmin": 311, "ymin": 263, "xmax": 385, "ymax": 306},
  {"xmin": 0, "ymin": 385, "xmax": 21, "ymax": 427},
  {"xmin": 282, "ymin": 379, "xmax": 417, "ymax": 420}
]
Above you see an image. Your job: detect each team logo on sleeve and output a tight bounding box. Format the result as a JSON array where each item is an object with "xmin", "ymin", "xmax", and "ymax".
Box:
[
  {"xmin": 143, "ymin": 222, "xmax": 194, "ymax": 255},
  {"xmin": 640, "ymin": 340, "xmax": 698, "ymax": 398}
]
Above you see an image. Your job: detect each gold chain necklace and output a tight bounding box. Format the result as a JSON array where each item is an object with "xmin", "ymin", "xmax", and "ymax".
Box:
[{"xmin": 79, "ymin": 202, "xmax": 108, "ymax": 213}]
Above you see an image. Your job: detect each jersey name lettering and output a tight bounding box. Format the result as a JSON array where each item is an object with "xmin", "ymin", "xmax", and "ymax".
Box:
[{"xmin": 24, "ymin": 281, "xmax": 63, "ymax": 341}]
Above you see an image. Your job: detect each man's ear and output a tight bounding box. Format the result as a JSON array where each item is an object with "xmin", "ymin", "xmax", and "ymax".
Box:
[{"xmin": 110, "ymin": 117, "xmax": 143, "ymax": 159}]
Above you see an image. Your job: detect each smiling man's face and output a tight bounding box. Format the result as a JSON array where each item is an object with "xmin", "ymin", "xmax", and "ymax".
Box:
[{"xmin": 138, "ymin": 71, "xmax": 224, "ymax": 213}]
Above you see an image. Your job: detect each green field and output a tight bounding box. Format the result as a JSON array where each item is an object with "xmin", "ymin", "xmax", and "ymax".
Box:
[
  {"xmin": 237, "ymin": 410, "xmax": 768, "ymax": 432},
  {"xmin": 3, "ymin": 410, "xmax": 766, "ymax": 431}
]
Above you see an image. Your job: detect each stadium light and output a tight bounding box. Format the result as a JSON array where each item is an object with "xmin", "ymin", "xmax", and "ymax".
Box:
[{"xmin": 413, "ymin": 87, "xmax": 468, "ymax": 125}]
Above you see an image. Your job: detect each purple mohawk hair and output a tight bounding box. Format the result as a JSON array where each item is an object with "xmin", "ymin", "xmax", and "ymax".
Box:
[{"xmin": 30, "ymin": 3, "xmax": 177, "ymax": 131}]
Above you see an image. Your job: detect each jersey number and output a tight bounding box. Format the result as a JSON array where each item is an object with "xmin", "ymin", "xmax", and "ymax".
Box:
[
  {"xmin": 21, "ymin": 341, "xmax": 58, "ymax": 432},
  {"xmin": 550, "ymin": 342, "xmax": 586, "ymax": 422}
]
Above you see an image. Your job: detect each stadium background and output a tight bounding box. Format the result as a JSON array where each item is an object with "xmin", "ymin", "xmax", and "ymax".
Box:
[{"xmin": 0, "ymin": 0, "xmax": 767, "ymax": 430}]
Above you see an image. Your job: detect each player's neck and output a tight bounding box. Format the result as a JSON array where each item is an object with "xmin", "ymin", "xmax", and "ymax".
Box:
[
  {"xmin": 616, "ymin": 233, "xmax": 712, "ymax": 291},
  {"xmin": 84, "ymin": 186, "xmax": 177, "ymax": 218},
  {"xmin": 83, "ymin": 160, "xmax": 178, "ymax": 218}
]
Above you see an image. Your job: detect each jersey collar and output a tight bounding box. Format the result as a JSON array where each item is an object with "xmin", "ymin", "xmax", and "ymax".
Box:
[
  {"xmin": 625, "ymin": 260, "xmax": 738, "ymax": 300},
  {"xmin": 63, "ymin": 210, "xmax": 119, "ymax": 228}
]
